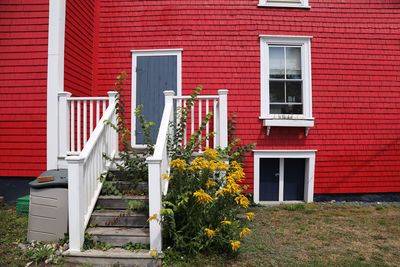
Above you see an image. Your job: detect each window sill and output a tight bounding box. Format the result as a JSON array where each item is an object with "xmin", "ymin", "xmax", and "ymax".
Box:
[
  {"xmin": 258, "ymin": 4, "xmax": 311, "ymax": 9},
  {"xmin": 260, "ymin": 117, "xmax": 314, "ymax": 136}
]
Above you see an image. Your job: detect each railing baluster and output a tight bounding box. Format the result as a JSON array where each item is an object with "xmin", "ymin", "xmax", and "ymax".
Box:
[
  {"xmin": 198, "ymin": 99, "xmax": 202, "ymax": 152},
  {"xmin": 213, "ymin": 99, "xmax": 218, "ymax": 148},
  {"xmin": 206, "ymin": 99, "xmax": 209, "ymax": 148},
  {"xmin": 83, "ymin": 100, "xmax": 87, "ymax": 146},
  {"xmin": 71, "ymin": 100, "xmax": 75, "ymax": 152},
  {"xmin": 96, "ymin": 100, "xmax": 100, "ymax": 125},
  {"xmin": 183, "ymin": 100, "xmax": 187, "ymax": 145},
  {"xmin": 90, "ymin": 100, "xmax": 94, "ymax": 134},
  {"xmin": 102, "ymin": 100, "xmax": 106, "ymax": 116},
  {"xmin": 77, "ymin": 101, "xmax": 81, "ymax": 152},
  {"xmin": 191, "ymin": 103, "xmax": 194, "ymax": 136}
]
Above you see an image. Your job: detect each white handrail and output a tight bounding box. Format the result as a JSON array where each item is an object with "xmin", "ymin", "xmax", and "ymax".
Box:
[{"xmin": 66, "ymin": 91, "xmax": 118, "ymax": 252}]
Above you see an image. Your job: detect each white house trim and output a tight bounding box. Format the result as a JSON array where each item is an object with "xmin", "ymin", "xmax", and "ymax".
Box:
[
  {"xmin": 47, "ymin": 0, "xmax": 66, "ymax": 169},
  {"xmin": 131, "ymin": 49, "xmax": 182, "ymax": 146},
  {"xmin": 259, "ymin": 35, "xmax": 313, "ymax": 135},
  {"xmin": 258, "ymin": 0, "xmax": 310, "ymax": 8},
  {"xmin": 253, "ymin": 150, "xmax": 316, "ymax": 204}
]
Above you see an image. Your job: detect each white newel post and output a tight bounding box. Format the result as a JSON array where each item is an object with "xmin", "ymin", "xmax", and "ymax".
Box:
[
  {"xmin": 107, "ymin": 91, "xmax": 118, "ymax": 156},
  {"xmin": 67, "ymin": 156, "xmax": 85, "ymax": 251},
  {"xmin": 58, "ymin": 92, "xmax": 71, "ymax": 162},
  {"xmin": 218, "ymin": 90, "xmax": 228, "ymax": 149},
  {"xmin": 107, "ymin": 91, "xmax": 118, "ymax": 107},
  {"xmin": 146, "ymin": 159, "xmax": 162, "ymax": 252}
]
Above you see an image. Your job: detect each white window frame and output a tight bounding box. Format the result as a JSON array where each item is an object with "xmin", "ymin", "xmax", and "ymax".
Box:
[
  {"xmin": 253, "ymin": 150, "xmax": 316, "ymax": 204},
  {"xmin": 258, "ymin": 0, "xmax": 310, "ymax": 9},
  {"xmin": 260, "ymin": 35, "xmax": 314, "ymax": 133},
  {"xmin": 131, "ymin": 49, "xmax": 182, "ymax": 147}
]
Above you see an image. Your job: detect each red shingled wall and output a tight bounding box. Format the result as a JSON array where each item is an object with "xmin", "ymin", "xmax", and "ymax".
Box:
[
  {"xmin": 0, "ymin": 0, "xmax": 48, "ymax": 177},
  {"xmin": 64, "ymin": 0, "xmax": 96, "ymax": 96},
  {"xmin": 95, "ymin": 0, "xmax": 400, "ymax": 194}
]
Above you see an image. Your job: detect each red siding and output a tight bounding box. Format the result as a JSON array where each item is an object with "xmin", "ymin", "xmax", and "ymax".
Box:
[
  {"xmin": 96, "ymin": 0, "xmax": 400, "ymax": 194},
  {"xmin": 64, "ymin": 0, "xmax": 96, "ymax": 96},
  {"xmin": 0, "ymin": 0, "xmax": 48, "ymax": 177}
]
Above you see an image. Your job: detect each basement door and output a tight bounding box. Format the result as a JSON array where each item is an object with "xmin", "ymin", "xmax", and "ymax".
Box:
[
  {"xmin": 259, "ymin": 158, "xmax": 305, "ymax": 201},
  {"xmin": 132, "ymin": 50, "xmax": 181, "ymax": 145}
]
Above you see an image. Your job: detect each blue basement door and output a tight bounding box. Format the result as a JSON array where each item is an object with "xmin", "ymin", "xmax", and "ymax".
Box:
[{"xmin": 135, "ymin": 55, "xmax": 177, "ymax": 144}]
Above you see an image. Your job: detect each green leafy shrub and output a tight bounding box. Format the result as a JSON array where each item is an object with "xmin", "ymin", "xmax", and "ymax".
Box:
[{"xmin": 160, "ymin": 86, "xmax": 256, "ymax": 258}]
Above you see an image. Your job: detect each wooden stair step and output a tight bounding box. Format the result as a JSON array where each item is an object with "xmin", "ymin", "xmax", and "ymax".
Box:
[
  {"xmin": 101, "ymin": 181, "xmax": 148, "ymax": 194},
  {"xmin": 90, "ymin": 210, "xmax": 148, "ymax": 227},
  {"xmin": 87, "ymin": 227, "xmax": 149, "ymax": 246},
  {"xmin": 65, "ymin": 248, "xmax": 161, "ymax": 267},
  {"xmin": 97, "ymin": 195, "xmax": 148, "ymax": 210}
]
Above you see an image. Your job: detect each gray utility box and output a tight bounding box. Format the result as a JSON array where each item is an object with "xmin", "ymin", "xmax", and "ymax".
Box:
[{"xmin": 27, "ymin": 169, "xmax": 68, "ymax": 242}]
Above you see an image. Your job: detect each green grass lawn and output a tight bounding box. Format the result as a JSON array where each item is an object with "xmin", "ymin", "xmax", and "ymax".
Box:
[
  {"xmin": 167, "ymin": 203, "xmax": 400, "ymax": 267},
  {"xmin": 0, "ymin": 204, "xmax": 28, "ymax": 266},
  {"xmin": 1, "ymin": 202, "xmax": 399, "ymax": 267}
]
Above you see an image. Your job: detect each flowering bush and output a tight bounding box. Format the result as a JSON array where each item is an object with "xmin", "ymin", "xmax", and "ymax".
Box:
[{"xmin": 161, "ymin": 147, "xmax": 254, "ymax": 256}]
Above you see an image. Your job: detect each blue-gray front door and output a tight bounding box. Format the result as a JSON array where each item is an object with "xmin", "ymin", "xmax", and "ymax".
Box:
[{"xmin": 135, "ymin": 55, "xmax": 177, "ymax": 144}]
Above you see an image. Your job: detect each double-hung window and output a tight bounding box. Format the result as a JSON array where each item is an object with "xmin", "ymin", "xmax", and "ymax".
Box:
[{"xmin": 260, "ymin": 35, "xmax": 314, "ymax": 134}]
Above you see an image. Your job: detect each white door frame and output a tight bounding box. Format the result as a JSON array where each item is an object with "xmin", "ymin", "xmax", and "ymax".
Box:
[
  {"xmin": 130, "ymin": 49, "xmax": 182, "ymax": 147},
  {"xmin": 253, "ymin": 150, "xmax": 317, "ymax": 204}
]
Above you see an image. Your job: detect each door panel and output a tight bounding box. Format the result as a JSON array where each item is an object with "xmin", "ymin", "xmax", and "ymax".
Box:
[
  {"xmin": 136, "ymin": 55, "xmax": 177, "ymax": 144},
  {"xmin": 283, "ymin": 158, "xmax": 305, "ymax": 201},
  {"xmin": 259, "ymin": 158, "xmax": 280, "ymax": 201}
]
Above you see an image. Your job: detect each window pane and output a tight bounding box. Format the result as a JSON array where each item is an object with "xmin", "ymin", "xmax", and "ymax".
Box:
[
  {"xmin": 269, "ymin": 81, "xmax": 284, "ymax": 103},
  {"xmin": 270, "ymin": 104, "xmax": 303, "ymax": 114},
  {"xmin": 269, "ymin": 47, "xmax": 284, "ymax": 79},
  {"xmin": 286, "ymin": 47, "xmax": 301, "ymax": 79},
  {"xmin": 286, "ymin": 81, "xmax": 302, "ymax": 103}
]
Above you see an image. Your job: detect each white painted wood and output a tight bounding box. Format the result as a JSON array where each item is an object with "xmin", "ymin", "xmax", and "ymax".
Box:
[
  {"xmin": 70, "ymin": 101, "xmax": 75, "ymax": 152},
  {"xmin": 183, "ymin": 100, "xmax": 187, "ymax": 145},
  {"xmin": 279, "ymin": 158, "xmax": 284, "ymax": 202},
  {"xmin": 259, "ymin": 35, "xmax": 313, "ymax": 131},
  {"xmin": 218, "ymin": 90, "xmax": 228, "ymax": 149},
  {"xmin": 262, "ymin": 119, "xmax": 314, "ymax": 127},
  {"xmin": 198, "ymin": 99, "xmax": 202, "ymax": 151},
  {"xmin": 191, "ymin": 104, "xmax": 194, "ymax": 136},
  {"xmin": 58, "ymin": 92, "xmax": 71, "ymax": 161},
  {"xmin": 83, "ymin": 100, "xmax": 87, "ymax": 146},
  {"xmin": 96, "ymin": 100, "xmax": 100, "ymax": 125},
  {"xmin": 253, "ymin": 150, "xmax": 317, "ymax": 204},
  {"xmin": 146, "ymin": 90, "xmax": 175, "ymax": 252},
  {"xmin": 206, "ymin": 99, "xmax": 209, "ymax": 148},
  {"xmin": 66, "ymin": 92, "xmax": 118, "ymax": 251},
  {"xmin": 90, "ymin": 101, "xmax": 94, "ymax": 134},
  {"xmin": 67, "ymin": 157, "xmax": 84, "ymax": 252},
  {"xmin": 258, "ymin": 0, "xmax": 310, "ymax": 8},
  {"xmin": 131, "ymin": 49, "xmax": 182, "ymax": 146},
  {"xmin": 214, "ymin": 99, "xmax": 218, "ymax": 148},
  {"xmin": 77, "ymin": 101, "xmax": 81, "ymax": 152},
  {"xmin": 47, "ymin": 0, "xmax": 66, "ymax": 170}
]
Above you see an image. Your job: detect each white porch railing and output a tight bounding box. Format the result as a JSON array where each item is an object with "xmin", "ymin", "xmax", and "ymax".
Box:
[
  {"xmin": 146, "ymin": 89, "xmax": 228, "ymax": 251},
  {"xmin": 60, "ymin": 91, "xmax": 118, "ymax": 252}
]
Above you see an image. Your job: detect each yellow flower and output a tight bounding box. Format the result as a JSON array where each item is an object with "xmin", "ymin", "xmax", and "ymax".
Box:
[
  {"xmin": 246, "ymin": 212, "xmax": 255, "ymax": 221},
  {"xmin": 221, "ymin": 217, "xmax": 231, "ymax": 225},
  {"xmin": 193, "ymin": 189, "xmax": 213, "ymax": 204},
  {"xmin": 161, "ymin": 173, "xmax": 173, "ymax": 181},
  {"xmin": 235, "ymin": 194, "xmax": 250, "ymax": 208},
  {"xmin": 149, "ymin": 249, "xmax": 157, "ymax": 257},
  {"xmin": 204, "ymin": 228, "xmax": 215, "ymax": 237},
  {"xmin": 205, "ymin": 179, "xmax": 217, "ymax": 188},
  {"xmin": 239, "ymin": 228, "xmax": 251, "ymax": 238},
  {"xmin": 202, "ymin": 147, "xmax": 218, "ymax": 159},
  {"xmin": 231, "ymin": 240, "xmax": 240, "ymax": 252},
  {"xmin": 169, "ymin": 158, "xmax": 187, "ymax": 170},
  {"xmin": 215, "ymin": 189, "xmax": 224, "ymax": 197},
  {"xmin": 147, "ymin": 213, "xmax": 158, "ymax": 222}
]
